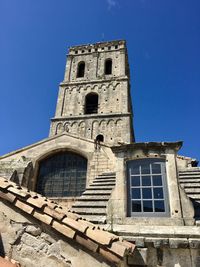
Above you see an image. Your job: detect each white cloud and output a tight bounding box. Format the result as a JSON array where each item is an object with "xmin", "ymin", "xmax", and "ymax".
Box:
[{"xmin": 107, "ymin": 0, "xmax": 117, "ymax": 10}]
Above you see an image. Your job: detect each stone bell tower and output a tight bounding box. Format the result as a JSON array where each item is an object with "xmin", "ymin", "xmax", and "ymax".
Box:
[{"xmin": 49, "ymin": 40, "xmax": 134, "ymax": 145}]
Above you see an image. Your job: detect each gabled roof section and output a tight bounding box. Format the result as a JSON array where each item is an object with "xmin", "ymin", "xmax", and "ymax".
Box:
[
  {"xmin": 0, "ymin": 132, "xmax": 112, "ymax": 160},
  {"xmin": 0, "ymin": 177, "xmax": 135, "ymax": 265}
]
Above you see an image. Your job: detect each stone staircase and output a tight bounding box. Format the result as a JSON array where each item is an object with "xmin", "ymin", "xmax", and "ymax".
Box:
[
  {"xmin": 179, "ymin": 167, "xmax": 200, "ymax": 218},
  {"xmin": 72, "ymin": 172, "xmax": 116, "ymax": 224}
]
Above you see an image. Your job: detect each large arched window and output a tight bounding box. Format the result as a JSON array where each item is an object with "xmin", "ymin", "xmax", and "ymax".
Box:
[
  {"xmin": 105, "ymin": 59, "xmax": 112, "ymax": 75},
  {"xmin": 85, "ymin": 93, "xmax": 98, "ymax": 114},
  {"xmin": 36, "ymin": 152, "xmax": 87, "ymax": 197},
  {"xmin": 127, "ymin": 158, "xmax": 169, "ymax": 217},
  {"xmin": 77, "ymin": 61, "xmax": 85, "ymax": 78}
]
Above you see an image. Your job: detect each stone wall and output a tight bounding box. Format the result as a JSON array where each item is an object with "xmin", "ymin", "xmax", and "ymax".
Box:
[
  {"xmin": 0, "ymin": 201, "xmax": 112, "ymax": 267},
  {"xmin": 108, "ymin": 143, "xmax": 195, "ymax": 226},
  {"xmin": 50, "ymin": 40, "xmax": 134, "ymax": 146},
  {"xmin": 0, "ymin": 134, "xmax": 116, "ymax": 189}
]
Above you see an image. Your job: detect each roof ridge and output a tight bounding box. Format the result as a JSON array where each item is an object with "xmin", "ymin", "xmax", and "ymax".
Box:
[{"xmin": 0, "ymin": 176, "xmax": 135, "ymax": 264}]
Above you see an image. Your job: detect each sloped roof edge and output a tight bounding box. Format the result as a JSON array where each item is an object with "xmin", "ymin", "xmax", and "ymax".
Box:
[
  {"xmin": 0, "ymin": 132, "xmax": 110, "ymax": 160},
  {"xmin": 0, "ymin": 177, "xmax": 135, "ymax": 264}
]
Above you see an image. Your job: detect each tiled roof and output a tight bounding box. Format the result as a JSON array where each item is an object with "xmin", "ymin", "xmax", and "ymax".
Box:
[
  {"xmin": 0, "ymin": 177, "xmax": 135, "ymax": 264},
  {"xmin": 0, "ymin": 257, "xmax": 19, "ymax": 267}
]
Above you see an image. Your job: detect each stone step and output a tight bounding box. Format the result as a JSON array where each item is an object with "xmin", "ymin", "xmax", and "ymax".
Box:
[
  {"xmin": 95, "ymin": 177, "xmax": 116, "ymax": 182},
  {"xmin": 72, "ymin": 201, "xmax": 107, "ymax": 208},
  {"xmin": 87, "ymin": 186, "xmax": 114, "ymax": 190},
  {"xmin": 72, "ymin": 207, "xmax": 106, "ymax": 215},
  {"xmin": 92, "ymin": 179, "xmax": 115, "ymax": 185},
  {"xmin": 185, "ymin": 188, "xmax": 200, "ymax": 194},
  {"xmin": 179, "ymin": 168, "xmax": 200, "ymax": 172},
  {"xmin": 180, "ymin": 183, "xmax": 200, "ymax": 188},
  {"xmin": 96, "ymin": 176, "xmax": 116, "ymax": 180},
  {"xmin": 80, "ymin": 215, "xmax": 107, "ymax": 224},
  {"xmin": 179, "ymin": 179, "xmax": 200, "ymax": 183},
  {"xmin": 76, "ymin": 195, "xmax": 110, "ymax": 201},
  {"xmin": 83, "ymin": 190, "xmax": 112, "ymax": 195},
  {"xmin": 98, "ymin": 173, "xmax": 116, "ymax": 177},
  {"xmin": 91, "ymin": 183, "xmax": 115, "ymax": 187},
  {"xmin": 179, "ymin": 172, "xmax": 200, "ymax": 176},
  {"xmin": 179, "ymin": 176, "xmax": 200, "ymax": 180}
]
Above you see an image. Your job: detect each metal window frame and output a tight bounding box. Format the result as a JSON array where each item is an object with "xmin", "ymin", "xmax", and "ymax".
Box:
[
  {"xmin": 127, "ymin": 158, "xmax": 170, "ymax": 217},
  {"xmin": 36, "ymin": 152, "xmax": 87, "ymax": 198}
]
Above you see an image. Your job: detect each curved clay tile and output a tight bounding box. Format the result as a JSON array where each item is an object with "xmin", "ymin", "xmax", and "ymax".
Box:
[{"xmin": 0, "ymin": 176, "xmax": 135, "ymax": 264}]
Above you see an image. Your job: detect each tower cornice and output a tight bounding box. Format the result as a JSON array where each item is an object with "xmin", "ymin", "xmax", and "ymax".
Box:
[{"xmin": 59, "ymin": 76, "xmax": 129, "ymax": 87}]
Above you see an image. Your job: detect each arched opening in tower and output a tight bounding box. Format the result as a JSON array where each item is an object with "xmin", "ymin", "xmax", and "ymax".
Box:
[
  {"xmin": 77, "ymin": 61, "xmax": 85, "ymax": 78},
  {"xmin": 85, "ymin": 93, "xmax": 98, "ymax": 114},
  {"xmin": 96, "ymin": 134, "xmax": 104, "ymax": 142},
  {"xmin": 105, "ymin": 59, "xmax": 112, "ymax": 75}
]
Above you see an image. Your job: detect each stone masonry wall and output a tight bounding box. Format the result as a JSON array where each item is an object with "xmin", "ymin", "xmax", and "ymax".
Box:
[
  {"xmin": 50, "ymin": 40, "xmax": 134, "ymax": 146},
  {"xmin": 0, "ymin": 201, "xmax": 112, "ymax": 267}
]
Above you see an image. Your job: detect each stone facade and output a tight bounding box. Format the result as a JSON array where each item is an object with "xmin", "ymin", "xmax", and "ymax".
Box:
[
  {"xmin": 0, "ymin": 40, "xmax": 200, "ymax": 267},
  {"xmin": 50, "ymin": 40, "xmax": 134, "ymax": 146}
]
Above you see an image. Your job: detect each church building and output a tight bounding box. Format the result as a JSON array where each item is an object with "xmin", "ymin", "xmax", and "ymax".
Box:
[{"xmin": 0, "ymin": 40, "xmax": 200, "ymax": 267}]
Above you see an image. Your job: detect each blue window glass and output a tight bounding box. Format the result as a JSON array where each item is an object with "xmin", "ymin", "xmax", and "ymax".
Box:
[{"xmin": 127, "ymin": 158, "xmax": 169, "ymax": 216}]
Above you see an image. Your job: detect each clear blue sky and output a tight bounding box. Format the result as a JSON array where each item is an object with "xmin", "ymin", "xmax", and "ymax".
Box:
[{"xmin": 0, "ymin": 0, "xmax": 200, "ymax": 162}]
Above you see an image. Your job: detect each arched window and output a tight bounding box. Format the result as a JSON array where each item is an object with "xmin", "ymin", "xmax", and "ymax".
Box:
[
  {"xmin": 36, "ymin": 152, "xmax": 87, "ymax": 197},
  {"xmin": 105, "ymin": 59, "xmax": 112, "ymax": 75},
  {"xmin": 77, "ymin": 61, "xmax": 85, "ymax": 78},
  {"xmin": 96, "ymin": 134, "xmax": 104, "ymax": 142},
  {"xmin": 85, "ymin": 93, "xmax": 98, "ymax": 114},
  {"xmin": 127, "ymin": 158, "xmax": 169, "ymax": 217}
]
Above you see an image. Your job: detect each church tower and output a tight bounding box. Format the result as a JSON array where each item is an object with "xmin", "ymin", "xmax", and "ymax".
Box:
[{"xmin": 49, "ymin": 40, "xmax": 134, "ymax": 145}]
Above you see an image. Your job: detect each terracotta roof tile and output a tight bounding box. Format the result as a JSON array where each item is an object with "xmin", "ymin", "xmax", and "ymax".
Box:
[
  {"xmin": 108, "ymin": 240, "xmax": 135, "ymax": 258},
  {"xmin": 0, "ymin": 177, "xmax": 136, "ymax": 264},
  {"xmin": 0, "ymin": 178, "xmax": 11, "ymax": 189},
  {"xmin": 99, "ymin": 247, "xmax": 121, "ymax": 264},
  {"xmin": 33, "ymin": 210, "xmax": 53, "ymax": 225},
  {"xmin": 75, "ymin": 233, "xmax": 99, "ymax": 252},
  {"xmin": 0, "ymin": 191, "xmax": 16, "ymax": 203},
  {"xmin": 65, "ymin": 211, "xmax": 81, "ymax": 221},
  {"xmin": 44, "ymin": 200, "xmax": 58, "ymax": 209},
  {"xmin": 0, "ymin": 257, "xmax": 19, "ymax": 267},
  {"xmin": 44, "ymin": 206, "xmax": 65, "ymax": 220},
  {"xmin": 121, "ymin": 240, "xmax": 135, "ymax": 253},
  {"xmin": 27, "ymin": 196, "xmax": 47, "ymax": 209},
  {"xmin": 52, "ymin": 220, "xmax": 75, "ymax": 239},
  {"xmin": 86, "ymin": 228, "xmax": 118, "ymax": 246},
  {"xmin": 15, "ymin": 199, "xmax": 34, "ymax": 214},
  {"xmin": 55, "ymin": 206, "xmax": 81, "ymax": 220},
  {"xmin": 76, "ymin": 219, "xmax": 96, "ymax": 229},
  {"xmin": 62, "ymin": 217, "xmax": 88, "ymax": 233},
  {"xmin": 7, "ymin": 186, "xmax": 29, "ymax": 198}
]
